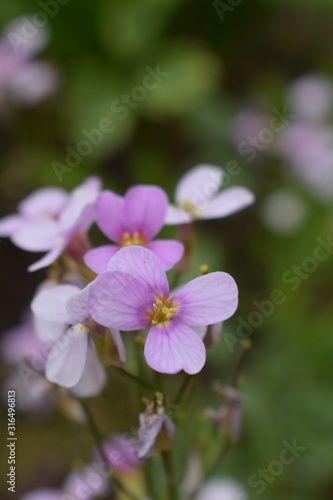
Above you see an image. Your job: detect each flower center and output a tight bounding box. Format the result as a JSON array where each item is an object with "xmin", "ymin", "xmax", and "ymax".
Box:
[
  {"xmin": 180, "ymin": 199, "xmax": 201, "ymax": 217},
  {"xmin": 120, "ymin": 231, "xmax": 147, "ymax": 247},
  {"xmin": 72, "ymin": 323, "xmax": 89, "ymax": 337},
  {"xmin": 148, "ymin": 297, "xmax": 178, "ymax": 326}
]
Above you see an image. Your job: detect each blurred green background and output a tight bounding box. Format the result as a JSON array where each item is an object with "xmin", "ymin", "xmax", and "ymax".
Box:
[{"xmin": 0, "ymin": 0, "xmax": 333, "ymax": 499}]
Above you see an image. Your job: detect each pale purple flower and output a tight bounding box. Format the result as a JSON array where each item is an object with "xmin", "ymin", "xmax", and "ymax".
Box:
[
  {"xmin": 0, "ymin": 311, "xmax": 45, "ymax": 368},
  {"xmin": 98, "ymin": 434, "xmax": 140, "ymax": 474},
  {"xmin": 286, "ymin": 73, "xmax": 333, "ymax": 122},
  {"xmin": 89, "ymin": 246, "xmax": 238, "ymax": 375},
  {"xmin": 31, "ymin": 283, "xmax": 112, "ymax": 397},
  {"xmin": 231, "ymin": 108, "xmax": 269, "ymax": 147},
  {"xmin": 20, "ymin": 489, "xmax": 61, "ymax": 500},
  {"xmin": 165, "ymin": 165, "xmax": 255, "ymax": 224},
  {"xmin": 0, "ymin": 18, "xmax": 58, "ymax": 107},
  {"xmin": 0, "ymin": 186, "xmax": 68, "ymax": 238},
  {"xmin": 62, "ymin": 463, "xmax": 111, "ymax": 500},
  {"xmin": 194, "ymin": 479, "xmax": 248, "ymax": 500},
  {"xmin": 1, "ymin": 176, "xmax": 101, "ymax": 271},
  {"xmin": 278, "ymin": 122, "xmax": 333, "ymax": 200},
  {"xmin": 84, "ymin": 185, "xmax": 184, "ymax": 273},
  {"xmin": 136, "ymin": 395, "xmax": 175, "ymax": 460}
]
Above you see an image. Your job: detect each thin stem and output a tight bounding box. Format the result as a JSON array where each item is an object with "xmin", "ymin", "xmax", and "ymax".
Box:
[
  {"xmin": 112, "ymin": 366, "xmax": 154, "ymax": 391},
  {"xmin": 231, "ymin": 339, "xmax": 252, "ymax": 387},
  {"xmin": 173, "ymin": 373, "xmax": 192, "ymax": 406},
  {"xmin": 80, "ymin": 401, "xmax": 140, "ymax": 500},
  {"xmin": 162, "ymin": 450, "xmax": 179, "ymax": 500}
]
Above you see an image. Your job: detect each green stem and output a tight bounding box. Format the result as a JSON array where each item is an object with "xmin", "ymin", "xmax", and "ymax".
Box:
[
  {"xmin": 173, "ymin": 373, "xmax": 192, "ymax": 406},
  {"xmin": 162, "ymin": 450, "xmax": 179, "ymax": 500},
  {"xmin": 80, "ymin": 401, "xmax": 140, "ymax": 500},
  {"xmin": 112, "ymin": 366, "xmax": 154, "ymax": 391}
]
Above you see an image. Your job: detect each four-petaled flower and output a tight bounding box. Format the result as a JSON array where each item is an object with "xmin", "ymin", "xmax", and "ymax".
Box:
[
  {"xmin": 165, "ymin": 164, "xmax": 255, "ymax": 224},
  {"xmin": 31, "ymin": 283, "xmax": 122, "ymax": 397},
  {"xmin": 89, "ymin": 246, "xmax": 238, "ymax": 375},
  {"xmin": 1, "ymin": 177, "xmax": 101, "ymax": 272},
  {"xmin": 84, "ymin": 185, "xmax": 184, "ymax": 273}
]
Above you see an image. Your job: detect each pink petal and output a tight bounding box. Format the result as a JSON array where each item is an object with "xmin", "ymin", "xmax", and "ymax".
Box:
[
  {"xmin": 21, "ymin": 490, "xmax": 61, "ymax": 500},
  {"xmin": 59, "ymin": 177, "xmax": 101, "ymax": 233},
  {"xmin": 11, "ymin": 61, "xmax": 58, "ymax": 106},
  {"xmin": 45, "ymin": 328, "xmax": 88, "ymax": 388},
  {"xmin": 0, "ymin": 214, "xmax": 23, "ymax": 236},
  {"xmin": 31, "ymin": 284, "xmax": 81, "ymax": 324},
  {"xmin": 70, "ymin": 340, "xmax": 106, "ymax": 398},
  {"xmin": 110, "ymin": 328, "xmax": 126, "ymax": 363},
  {"xmin": 147, "ymin": 240, "xmax": 184, "ymax": 271},
  {"xmin": 89, "ymin": 271, "xmax": 152, "ymax": 331},
  {"xmin": 11, "ymin": 219, "xmax": 59, "ymax": 251},
  {"xmin": 28, "ymin": 243, "xmax": 65, "ymax": 272},
  {"xmin": 164, "ymin": 205, "xmax": 193, "ymax": 225},
  {"xmin": 33, "ymin": 316, "xmax": 66, "ymax": 344},
  {"xmin": 175, "ymin": 164, "xmax": 223, "ymax": 205},
  {"xmin": 144, "ymin": 321, "xmax": 206, "ymax": 374},
  {"xmin": 200, "ymin": 187, "xmax": 255, "ymax": 219},
  {"xmin": 124, "ymin": 185, "xmax": 168, "ymax": 240},
  {"xmin": 107, "ymin": 246, "xmax": 169, "ymax": 298},
  {"xmin": 84, "ymin": 245, "xmax": 120, "ymax": 274},
  {"xmin": 18, "ymin": 187, "xmax": 67, "ymax": 219},
  {"xmin": 174, "ymin": 272, "xmax": 238, "ymax": 326},
  {"xmin": 95, "ymin": 190, "xmax": 125, "ymax": 242},
  {"xmin": 66, "ymin": 284, "xmax": 91, "ymax": 323}
]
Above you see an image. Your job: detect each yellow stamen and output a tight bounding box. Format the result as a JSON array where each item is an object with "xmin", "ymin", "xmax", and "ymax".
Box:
[
  {"xmin": 120, "ymin": 231, "xmax": 147, "ymax": 247},
  {"xmin": 180, "ymin": 199, "xmax": 201, "ymax": 217},
  {"xmin": 148, "ymin": 296, "xmax": 178, "ymax": 326}
]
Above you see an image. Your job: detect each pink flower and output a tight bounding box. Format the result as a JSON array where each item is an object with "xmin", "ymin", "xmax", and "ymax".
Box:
[
  {"xmin": 0, "ymin": 18, "xmax": 58, "ymax": 108},
  {"xmin": 99, "ymin": 434, "xmax": 140, "ymax": 474},
  {"xmin": 31, "ymin": 283, "xmax": 115, "ymax": 397},
  {"xmin": 136, "ymin": 395, "xmax": 175, "ymax": 460},
  {"xmin": 89, "ymin": 246, "xmax": 238, "ymax": 375},
  {"xmin": 0, "ymin": 311, "xmax": 45, "ymax": 368},
  {"xmin": 286, "ymin": 73, "xmax": 333, "ymax": 123},
  {"xmin": 84, "ymin": 185, "xmax": 184, "ymax": 273},
  {"xmin": 0, "ymin": 177, "xmax": 101, "ymax": 272},
  {"xmin": 20, "ymin": 490, "xmax": 61, "ymax": 500},
  {"xmin": 0, "ymin": 187, "xmax": 68, "ymax": 238},
  {"xmin": 165, "ymin": 165, "xmax": 255, "ymax": 225}
]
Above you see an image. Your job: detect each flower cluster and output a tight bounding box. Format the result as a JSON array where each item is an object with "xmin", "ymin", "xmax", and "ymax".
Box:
[
  {"xmin": 0, "ymin": 164, "xmax": 254, "ymax": 498},
  {"xmin": 0, "ymin": 18, "xmax": 58, "ymax": 110}
]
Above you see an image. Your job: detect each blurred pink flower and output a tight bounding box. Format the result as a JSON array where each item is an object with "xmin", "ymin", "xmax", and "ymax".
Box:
[
  {"xmin": 0, "ymin": 17, "xmax": 58, "ymax": 107},
  {"xmin": 31, "ymin": 283, "xmax": 112, "ymax": 397},
  {"xmin": 0, "ymin": 176, "xmax": 101, "ymax": 271},
  {"xmin": 165, "ymin": 165, "xmax": 254, "ymax": 224}
]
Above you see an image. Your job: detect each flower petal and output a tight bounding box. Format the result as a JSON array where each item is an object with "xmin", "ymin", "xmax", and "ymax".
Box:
[
  {"xmin": 174, "ymin": 272, "xmax": 238, "ymax": 326},
  {"xmin": 95, "ymin": 190, "xmax": 125, "ymax": 242},
  {"xmin": 164, "ymin": 205, "xmax": 193, "ymax": 225},
  {"xmin": 175, "ymin": 164, "xmax": 223, "ymax": 205},
  {"xmin": 147, "ymin": 240, "xmax": 184, "ymax": 271},
  {"xmin": 144, "ymin": 321, "xmax": 206, "ymax": 374},
  {"xmin": 200, "ymin": 187, "xmax": 255, "ymax": 219},
  {"xmin": 66, "ymin": 284, "xmax": 91, "ymax": 324},
  {"xmin": 89, "ymin": 271, "xmax": 152, "ymax": 331},
  {"xmin": 107, "ymin": 246, "xmax": 169, "ymax": 298},
  {"xmin": 31, "ymin": 284, "xmax": 81, "ymax": 324},
  {"xmin": 45, "ymin": 328, "xmax": 88, "ymax": 388},
  {"xmin": 0, "ymin": 214, "xmax": 23, "ymax": 237},
  {"xmin": 124, "ymin": 185, "xmax": 168, "ymax": 240},
  {"xmin": 84, "ymin": 245, "xmax": 120, "ymax": 274},
  {"xmin": 21, "ymin": 489, "xmax": 61, "ymax": 500},
  {"xmin": 18, "ymin": 187, "xmax": 67, "ymax": 219},
  {"xmin": 28, "ymin": 244, "xmax": 65, "ymax": 272},
  {"xmin": 11, "ymin": 219, "xmax": 59, "ymax": 251},
  {"xmin": 70, "ymin": 340, "xmax": 106, "ymax": 398}
]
